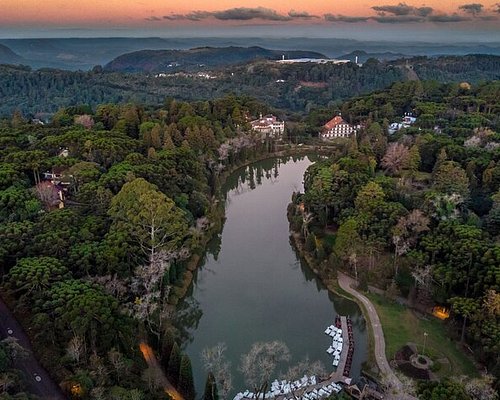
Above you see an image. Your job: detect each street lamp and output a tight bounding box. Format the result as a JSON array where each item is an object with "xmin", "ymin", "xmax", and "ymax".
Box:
[{"xmin": 422, "ymin": 332, "xmax": 428, "ymax": 356}]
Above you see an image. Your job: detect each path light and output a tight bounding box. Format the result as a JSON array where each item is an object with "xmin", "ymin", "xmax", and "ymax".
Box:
[{"xmin": 422, "ymin": 332, "xmax": 428, "ymax": 356}]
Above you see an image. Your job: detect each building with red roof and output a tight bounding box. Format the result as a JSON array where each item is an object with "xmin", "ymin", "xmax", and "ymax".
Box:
[{"xmin": 321, "ymin": 116, "xmax": 357, "ymax": 140}]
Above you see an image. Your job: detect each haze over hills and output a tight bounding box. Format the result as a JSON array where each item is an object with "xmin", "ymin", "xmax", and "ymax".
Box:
[
  {"xmin": 0, "ymin": 37, "xmax": 500, "ymax": 70},
  {"xmin": 104, "ymin": 46, "xmax": 327, "ymax": 73},
  {"xmin": 0, "ymin": 43, "xmax": 23, "ymax": 64}
]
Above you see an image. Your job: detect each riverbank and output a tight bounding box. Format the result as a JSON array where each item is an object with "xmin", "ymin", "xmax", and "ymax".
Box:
[
  {"xmin": 288, "ymin": 216, "xmax": 477, "ymax": 394},
  {"xmin": 289, "ymin": 232, "xmax": 377, "ymax": 373}
]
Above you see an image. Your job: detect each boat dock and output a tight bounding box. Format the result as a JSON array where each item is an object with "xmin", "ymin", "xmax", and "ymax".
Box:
[
  {"xmin": 233, "ymin": 315, "xmax": 355, "ymax": 400},
  {"xmin": 328, "ymin": 316, "xmax": 354, "ymax": 382}
]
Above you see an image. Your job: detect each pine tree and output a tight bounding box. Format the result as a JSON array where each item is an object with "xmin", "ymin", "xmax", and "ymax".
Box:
[
  {"xmin": 160, "ymin": 330, "xmax": 175, "ymax": 369},
  {"xmin": 178, "ymin": 354, "xmax": 195, "ymax": 400},
  {"xmin": 203, "ymin": 372, "xmax": 219, "ymax": 400},
  {"xmin": 167, "ymin": 342, "xmax": 181, "ymax": 385}
]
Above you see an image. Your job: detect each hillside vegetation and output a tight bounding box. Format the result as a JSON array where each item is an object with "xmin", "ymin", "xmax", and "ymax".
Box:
[
  {"xmin": 0, "ymin": 54, "xmax": 499, "ymax": 117},
  {"xmin": 104, "ymin": 46, "xmax": 327, "ymax": 73}
]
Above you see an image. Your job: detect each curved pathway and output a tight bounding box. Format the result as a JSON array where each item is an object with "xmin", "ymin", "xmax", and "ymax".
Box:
[{"xmin": 337, "ymin": 272, "xmax": 416, "ymax": 400}]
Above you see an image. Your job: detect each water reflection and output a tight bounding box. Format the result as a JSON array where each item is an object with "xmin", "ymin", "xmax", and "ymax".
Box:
[{"xmin": 175, "ymin": 156, "xmax": 367, "ymax": 397}]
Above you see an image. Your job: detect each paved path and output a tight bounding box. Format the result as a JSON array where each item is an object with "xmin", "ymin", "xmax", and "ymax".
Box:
[
  {"xmin": 337, "ymin": 273, "xmax": 416, "ymax": 400},
  {"xmin": 139, "ymin": 341, "xmax": 184, "ymax": 400},
  {"xmin": 0, "ymin": 296, "xmax": 67, "ymax": 399}
]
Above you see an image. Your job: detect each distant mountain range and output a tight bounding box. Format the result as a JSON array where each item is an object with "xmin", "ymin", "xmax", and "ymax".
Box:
[
  {"xmin": 104, "ymin": 46, "xmax": 327, "ymax": 73},
  {"xmin": 0, "ymin": 44, "xmax": 23, "ymax": 64},
  {"xmin": 0, "ymin": 37, "xmax": 499, "ymax": 71}
]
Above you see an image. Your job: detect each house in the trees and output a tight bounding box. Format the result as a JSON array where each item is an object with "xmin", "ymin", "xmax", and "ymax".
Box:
[
  {"xmin": 388, "ymin": 113, "xmax": 417, "ymax": 134},
  {"xmin": 42, "ymin": 166, "xmax": 72, "ymax": 187},
  {"xmin": 250, "ymin": 114, "xmax": 285, "ymax": 138},
  {"xmin": 320, "ymin": 116, "xmax": 357, "ymax": 139}
]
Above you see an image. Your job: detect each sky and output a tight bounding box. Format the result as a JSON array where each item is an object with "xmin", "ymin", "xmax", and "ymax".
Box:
[{"xmin": 1, "ymin": 0, "xmax": 500, "ymax": 40}]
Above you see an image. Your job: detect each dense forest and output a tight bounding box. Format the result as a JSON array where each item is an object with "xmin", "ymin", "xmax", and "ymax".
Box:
[
  {"xmin": 289, "ymin": 80, "xmax": 500, "ymax": 397},
  {"xmin": 0, "ymin": 95, "xmax": 277, "ymax": 399},
  {"xmin": 1, "ymin": 77, "xmax": 499, "ymax": 399},
  {"xmin": 0, "ymin": 54, "xmax": 499, "ymax": 117}
]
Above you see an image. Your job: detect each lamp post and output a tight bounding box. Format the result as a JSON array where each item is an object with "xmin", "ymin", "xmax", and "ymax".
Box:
[{"xmin": 422, "ymin": 332, "xmax": 428, "ymax": 356}]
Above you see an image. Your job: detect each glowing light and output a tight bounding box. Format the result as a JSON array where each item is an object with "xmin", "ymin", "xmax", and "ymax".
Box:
[{"xmin": 432, "ymin": 306, "xmax": 450, "ymax": 320}]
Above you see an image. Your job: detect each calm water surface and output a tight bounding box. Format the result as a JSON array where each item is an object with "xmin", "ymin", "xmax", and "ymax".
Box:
[{"xmin": 176, "ymin": 156, "xmax": 367, "ymax": 397}]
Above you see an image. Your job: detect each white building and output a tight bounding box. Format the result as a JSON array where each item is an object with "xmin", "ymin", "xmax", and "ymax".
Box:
[
  {"xmin": 321, "ymin": 116, "xmax": 357, "ymax": 139},
  {"xmin": 250, "ymin": 114, "xmax": 285, "ymax": 138},
  {"xmin": 388, "ymin": 113, "xmax": 417, "ymax": 134}
]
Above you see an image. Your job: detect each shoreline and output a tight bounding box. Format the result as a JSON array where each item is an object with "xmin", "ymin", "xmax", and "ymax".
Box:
[
  {"xmin": 289, "ymin": 229, "xmax": 378, "ymax": 375},
  {"xmin": 170, "ymin": 145, "xmax": 333, "ymax": 305}
]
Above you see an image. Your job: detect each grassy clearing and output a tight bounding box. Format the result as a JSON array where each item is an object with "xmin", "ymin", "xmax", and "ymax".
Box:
[{"xmin": 366, "ymin": 292, "xmax": 477, "ymax": 379}]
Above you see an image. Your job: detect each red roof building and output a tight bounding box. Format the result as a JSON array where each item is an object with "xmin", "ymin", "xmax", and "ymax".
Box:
[{"xmin": 321, "ymin": 116, "xmax": 357, "ymax": 139}]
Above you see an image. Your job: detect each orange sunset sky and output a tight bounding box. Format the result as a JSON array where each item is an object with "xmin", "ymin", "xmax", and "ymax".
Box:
[{"xmin": 2, "ymin": 0, "xmax": 500, "ymax": 26}]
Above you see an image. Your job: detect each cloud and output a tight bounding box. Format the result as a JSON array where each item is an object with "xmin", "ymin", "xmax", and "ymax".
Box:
[
  {"xmin": 163, "ymin": 11, "xmax": 211, "ymax": 21},
  {"xmin": 428, "ymin": 13, "xmax": 472, "ymax": 22},
  {"xmin": 288, "ymin": 10, "xmax": 319, "ymax": 19},
  {"xmin": 458, "ymin": 3, "xmax": 484, "ymax": 15},
  {"xmin": 372, "ymin": 3, "xmax": 415, "ymax": 15},
  {"xmin": 369, "ymin": 3, "xmax": 434, "ymax": 20},
  {"xmin": 162, "ymin": 7, "xmax": 293, "ymax": 21},
  {"xmin": 156, "ymin": 3, "xmax": 498, "ymax": 25},
  {"xmin": 324, "ymin": 14, "xmax": 370, "ymax": 22},
  {"xmin": 212, "ymin": 7, "xmax": 291, "ymax": 21},
  {"xmin": 415, "ymin": 7, "xmax": 434, "ymax": 17},
  {"xmin": 372, "ymin": 14, "xmax": 424, "ymax": 23}
]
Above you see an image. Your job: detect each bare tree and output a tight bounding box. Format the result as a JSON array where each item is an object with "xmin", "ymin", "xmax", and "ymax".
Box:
[
  {"xmin": 280, "ymin": 356, "xmax": 326, "ymax": 381},
  {"xmin": 35, "ymin": 181, "xmax": 61, "ymax": 208},
  {"xmin": 381, "ymin": 143, "xmax": 410, "ymax": 175},
  {"xmin": 392, "ymin": 209, "xmax": 430, "ymax": 276},
  {"xmin": 461, "ymin": 375, "xmax": 498, "ymax": 400},
  {"xmin": 89, "ymin": 274, "xmax": 128, "ymax": 299},
  {"xmin": 67, "ymin": 335, "xmax": 86, "ymax": 364},
  {"xmin": 75, "ymin": 114, "xmax": 95, "ymax": 130},
  {"xmin": 130, "ymin": 249, "xmax": 188, "ymax": 341},
  {"xmin": 201, "ymin": 343, "xmax": 233, "ymax": 399},
  {"xmin": 239, "ymin": 341, "xmax": 291, "ymax": 399}
]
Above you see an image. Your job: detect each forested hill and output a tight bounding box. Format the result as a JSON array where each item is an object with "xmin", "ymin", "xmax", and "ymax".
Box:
[
  {"xmin": 104, "ymin": 46, "xmax": 327, "ymax": 73},
  {"xmin": 393, "ymin": 54, "xmax": 500, "ymax": 82},
  {"xmin": 0, "ymin": 54, "xmax": 499, "ymax": 117},
  {"xmin": 0, "ymin": 44, "xmax": 23, "ymax": 65}
]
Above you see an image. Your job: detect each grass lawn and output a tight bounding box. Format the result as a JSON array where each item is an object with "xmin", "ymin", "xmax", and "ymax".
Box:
[{"xmin": 366, "ymin": 292, "xmax": 477, "ymax": 379}]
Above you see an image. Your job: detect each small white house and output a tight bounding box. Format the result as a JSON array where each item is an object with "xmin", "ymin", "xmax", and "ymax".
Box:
[{"xmin": 389, "ymin": 113, "xmax": 417, "ymax": 134}]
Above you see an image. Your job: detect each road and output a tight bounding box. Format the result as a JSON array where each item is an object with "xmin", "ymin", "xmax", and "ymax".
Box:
[
  {"xmin": 337, "ymin": 272, "xmax": 417, "ymax": 400},
  {"xmin": 0, "ymin": 296, "xmax": 67, "ymax": 400}
]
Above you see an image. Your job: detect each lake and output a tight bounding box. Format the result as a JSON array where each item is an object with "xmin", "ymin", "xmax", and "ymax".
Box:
[{"xmin": 176, "ymin": 155, "xmax": 367, "ymax": 398}]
